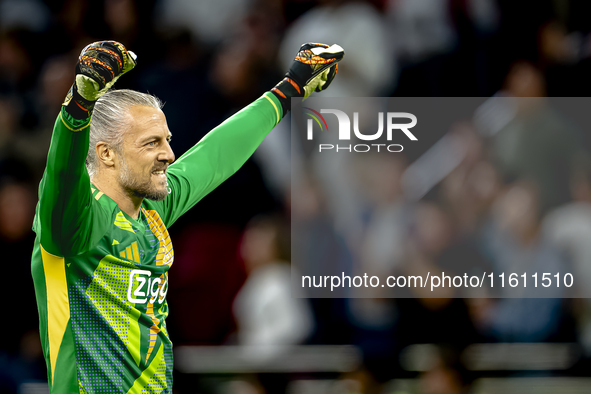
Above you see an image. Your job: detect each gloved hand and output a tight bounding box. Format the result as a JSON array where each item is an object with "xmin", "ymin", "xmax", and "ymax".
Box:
[
  {"xmin": 63, "ymin": 41, "xmax": 137, "ymax": 119},
  {"xmin": 271, "ymin": 43, "xmax": 344, "ymax": 115}
]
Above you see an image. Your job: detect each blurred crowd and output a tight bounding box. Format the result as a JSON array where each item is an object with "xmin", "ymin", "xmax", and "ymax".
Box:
[
  {"xmin": 291, "ymin": 93, "xmax": 591, "ymax": 392},
  {"xmin": 2, "ymin": 0, "xmax": 591, "ymax": 393}
]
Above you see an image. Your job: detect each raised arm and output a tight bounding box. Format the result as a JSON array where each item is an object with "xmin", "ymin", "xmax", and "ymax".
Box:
[
  {"xmin": 34, "ymin": 41, "xmax": 136, "ymax": 256},
  {"xmin": 153, "ymin": 43, "xmax": 345, "ymax": 227}
]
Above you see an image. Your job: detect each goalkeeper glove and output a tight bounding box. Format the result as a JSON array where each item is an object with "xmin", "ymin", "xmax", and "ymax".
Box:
[
  {"xmin": 63, "ymin": 41, "xmax": 137, "ymax": 119},
  {"xmin": 271, "ymin": 42, "xmax": 344, "ymax": 115}
]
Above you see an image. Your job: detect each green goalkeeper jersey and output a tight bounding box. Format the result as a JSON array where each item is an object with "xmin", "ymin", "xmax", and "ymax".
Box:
[{"xmin": 31, "ymin": 93, "xmax": 282, "ymax": 393}]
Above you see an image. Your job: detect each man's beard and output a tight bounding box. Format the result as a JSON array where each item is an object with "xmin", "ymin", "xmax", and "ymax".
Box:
[{"xmin": 119, "ymin": 157, "xmax": 169, "ymax": 201}]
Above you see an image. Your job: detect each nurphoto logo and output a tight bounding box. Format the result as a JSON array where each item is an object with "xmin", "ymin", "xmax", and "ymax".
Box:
[{"xmin": 304, "ymin": 108, "xmax": 418, "ymax": 152}]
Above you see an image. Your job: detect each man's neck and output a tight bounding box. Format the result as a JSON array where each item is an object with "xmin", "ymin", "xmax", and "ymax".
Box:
[{"xmin": 92, "ymin": 174, "xmax": 143, "ymax": 219}]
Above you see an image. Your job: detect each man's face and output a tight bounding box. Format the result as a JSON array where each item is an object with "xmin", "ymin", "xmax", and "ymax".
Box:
[{"xmin": 117, "ymin": 105, "xmax": 175, "ymax": 201}]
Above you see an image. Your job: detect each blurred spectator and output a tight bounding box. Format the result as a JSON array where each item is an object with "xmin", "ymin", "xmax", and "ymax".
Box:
[
  {"xmin": 343, "ymin": 153, "xmax": 408, "ymax": 383},
  {"xmin": 0, "ymin": 30, "xmax": 33, "ymax": 90},
  {"xmin": 233, "ymin": 214, "xmax": 313, "ymax": 353},
  {"xmin": 478, "ymin": 181, "xmax": 574, "ymax": 342},
  {"xmin": 156, "ymin": 0, "xmax": 252, "ymax": 45},
  {"xmin": 0, "ymin": 29, "xmax": 39, "ymax": 129},
  {"xmin": 0, "ymin": 0, "xmax": 50, "ymax": 33},
  {"xmin": 391, "ymin": 202, "xmax": 481, "ymax": 387},
  {"xmin": 291, "ymin": 172, "xmax": 354, "ymax": 346},
  {"xmin": 484, "ymin": 65, "xmax": 587, "ymax": 214},
  {"xmin": 386, "ymin": 0, "xmax": 459, "ymax": 64},
  {"xmin": 280, "ymin": 0, "xmax": 396, "ymax": 96},
  {"xmin": 415, "ymin": 122, "xmax": 502, "ymax": 237},
  {"xmin": 542, "ymin": 155, "xmax": 591, "ymax": 298},
  {"xmin": 356, "ymin": 153, "xmax": 409, "ymax": 278},
  {"xmin": 231, "ymin": 214, "xmax": 314, "ymax": 393},
  {"xmin": 542, "ymin": 155, "xmax": 591, "ymax": 353},
  {"xmin": 392, "ymin": 0, "xmax": 501, "ymax": 96},
  {"xmin": 38, "ymin": 54, "xmax": 74, "ymax": 118}
]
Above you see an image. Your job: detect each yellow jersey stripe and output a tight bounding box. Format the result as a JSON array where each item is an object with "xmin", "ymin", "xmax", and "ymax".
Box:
[
  {"xmin": 132, "ymin": 242, "xmax": 140, "ymax": 263},
  {"xmin": 41, "ymin": 245, "xmax": 70, "ymax": 386}
]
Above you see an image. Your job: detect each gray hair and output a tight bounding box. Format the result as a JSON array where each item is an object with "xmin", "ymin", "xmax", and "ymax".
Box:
[{"xmin": 86, "ymin": 89, "xmax": 164, "ymax": 178}]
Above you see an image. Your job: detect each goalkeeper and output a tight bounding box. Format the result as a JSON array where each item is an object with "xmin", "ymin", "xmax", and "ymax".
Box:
[{"xmin": 31, "ymin": 41, "xmax": 344, "ymax": 393}]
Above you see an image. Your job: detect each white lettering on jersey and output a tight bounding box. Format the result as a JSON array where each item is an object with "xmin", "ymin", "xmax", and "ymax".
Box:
[
  {"xmin": 127, "ymin": 269, "xmax": 151, "ymax": 303},
  {"xmin": 127, "ymin": 270, "xmax": 168, "ymax": 305}
]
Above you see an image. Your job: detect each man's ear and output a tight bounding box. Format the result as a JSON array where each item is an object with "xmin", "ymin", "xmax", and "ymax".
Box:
[{"xmin": 96, "ymin": 142, "xmax": 117, "ymax": 168}]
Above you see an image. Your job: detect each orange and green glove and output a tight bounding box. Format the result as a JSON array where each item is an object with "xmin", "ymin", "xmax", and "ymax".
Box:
[
  {"xmin": 271, "ymin": 42, "xmax": 344, "ymax": 115},
  {"xmin": 63, "ymin": 40, "xmax": 137, "ymax": 119}
]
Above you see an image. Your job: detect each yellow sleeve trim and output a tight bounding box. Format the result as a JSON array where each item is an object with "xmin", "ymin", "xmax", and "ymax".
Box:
[
  {"xmin": 58, "ymin": 111, "xmax": 90, "ymax": 132},
  {"xmin": 263, "ymin": 94, "xmax": 281, "ymax": 126}
]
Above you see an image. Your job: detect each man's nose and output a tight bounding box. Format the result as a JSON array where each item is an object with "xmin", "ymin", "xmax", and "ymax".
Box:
[{"xmin": 160, "ymin": 141, "xmax": 175, "ymax": 163}]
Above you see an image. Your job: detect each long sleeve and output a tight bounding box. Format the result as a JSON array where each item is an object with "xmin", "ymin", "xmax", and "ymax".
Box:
[
  {"xmin": 148, "ymin": 92, "xmax": 282, "ymax": 227},
  {"xmin": 34, "ymin": 107, "xmax": 108, "ymax": 256}
]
